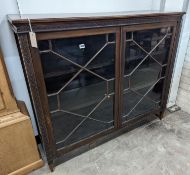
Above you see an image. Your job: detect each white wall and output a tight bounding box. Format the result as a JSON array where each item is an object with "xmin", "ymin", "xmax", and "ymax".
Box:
[
  {"xmin": 0, "ymin": 0, "xmax": 188, "ymax": 135},
  {"xmin": 0, "ymin": 0, "xmax": 161, "ymax": 135},
  {"xmin": 17, "ymin": 0, "xmax": 159, "ymax": 14},
  {"xmin": 164, "ymin": 0, "xmax": 185, "ymax": 11},
  {"xmin": 0, "ymin": 0, "xmax": 39, "ymax": 135},
  {"xmin": 176, "ymin": 38, "xmax": 190, "ymax": 113},
  {"xmin": 167, "ymin": 0, "xmax": 190, "ymax": 107}
]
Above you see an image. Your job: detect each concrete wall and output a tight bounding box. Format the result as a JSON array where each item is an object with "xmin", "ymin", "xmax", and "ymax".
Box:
[
  {"xmin": 0, "ymin": 0, "xmax": 189, "ymax": 135},
  {"xmin": 177, "ymin": 38, "xmax": 190, "ymax": 113},
  {"xmin": 167, "ymin": 0, "xmax": 190, "ymax": 107}
]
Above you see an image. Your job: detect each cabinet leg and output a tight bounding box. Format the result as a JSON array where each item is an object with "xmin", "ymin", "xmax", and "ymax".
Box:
[
  {"xmin": 48, "ymin": 161, "xmax": 55, "ymax": 172},
  {"xmin": 159, "ymin": 110, "xmax": 166, "ymax": 120},
  {"xmin": 155, "ymin": 111, "xmax": 165, "ymax": 120}
]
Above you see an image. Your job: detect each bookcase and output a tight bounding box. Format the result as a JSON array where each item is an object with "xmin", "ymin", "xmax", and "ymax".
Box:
[{"xmin": 8, "ymin": 11, "xmax": 184, "ymax": 170}]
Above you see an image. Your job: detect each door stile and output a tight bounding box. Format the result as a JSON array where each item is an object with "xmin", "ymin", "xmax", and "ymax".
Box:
[
  {"xmin": 115, "ymin": 28, "xmax": 122, "ymax": 128},
  {"xmin": 160, "ymin": 21, "xmax": 182, "ymax": 117}
]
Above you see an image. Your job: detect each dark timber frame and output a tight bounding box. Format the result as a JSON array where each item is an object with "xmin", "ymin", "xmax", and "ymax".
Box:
[{"xmin": 8, "ymin": 11, "xmax": 184, "ymax": 171}]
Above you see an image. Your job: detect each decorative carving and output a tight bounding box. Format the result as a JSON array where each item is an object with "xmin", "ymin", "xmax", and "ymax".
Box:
[
  {"xmin": 14, "ymin": 16, "xmax": 182, "ymax": 34},
  {"xmin": 17, "ymin": 34, "xmax": 55, "ymax": 166},
  {"xmin": 10, "ymin": 13, "xmax": 184, "ymax": 170}
]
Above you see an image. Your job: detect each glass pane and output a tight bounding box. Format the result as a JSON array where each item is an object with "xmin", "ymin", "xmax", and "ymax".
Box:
[
  {"xmin": 40, "ymin": 52, "xmax": 80, "ymax": 93},
  {"xmin": 132, "ymin": 27, "xmax": 172, "ymax": 52},
  {"xmin": 124, "ymin": 41, "xmax": 147, "ymax": 75},
  {"xmin": 38, "ymin": 40, "xmax": 49, "ymax": 51},
  {"xmin": 58, "ymin": 71, "xmax": 107, "ymax": 116},
  {"xmin": 38, "ymin": 33, "xmax": 116, "ymax": 149},
  {"xmin": 130, "ymin": 56, "xmax": 162, "ymax": 90},
  {"xmin": 52, "ymin": 35, "xmax": 106, "ymax": 66},
  {"xmin": 87, "ymin": 44, "xmax": 115, "ymax": 79},
  {"xmin": 122, "ymin": 27, "xmax": 172, "ymax": 122},
  {"xmin": 122, "ymin": 79, "xmax": 164, "ymax": 120},
  {"xmin": 151, "ymin": 35, "xmax": 172, "ymax": 65},
  {"xmin": 123, "ymin": 76, "xmax": 129, "ymax": 91}
]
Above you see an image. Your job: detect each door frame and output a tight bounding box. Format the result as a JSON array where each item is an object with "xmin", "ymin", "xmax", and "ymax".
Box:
[
  {"xmin": 120, "ymin": 21, "xmax": 178, "ymax": 127},
  {"xmin": 30, "ymin": 27, "xmax": 121, "ymax": 157}
]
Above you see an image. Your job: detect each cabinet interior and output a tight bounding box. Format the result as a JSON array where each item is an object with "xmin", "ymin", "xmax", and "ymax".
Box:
[
  {"xmin": 37, "ymin": 26, "xmax": 172, "ymax": 149},
  {"xmin": 38, "ymin": 33, "xmax": 116, "ymax": 148}
]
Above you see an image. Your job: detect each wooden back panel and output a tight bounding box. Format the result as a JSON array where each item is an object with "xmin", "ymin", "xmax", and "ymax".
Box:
[{"xmin": 0, "ymin": 51, "xmax": 19, "ymax": 117}]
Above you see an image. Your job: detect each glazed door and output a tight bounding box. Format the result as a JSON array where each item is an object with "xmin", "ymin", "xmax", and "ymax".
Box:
[
  {"xmin": 36, "ymin": 28, "xmax": 119, "ymax": 150},
  {"xmin": 121, "ymin": 24, "xmax": 175, "ymax": 123}
]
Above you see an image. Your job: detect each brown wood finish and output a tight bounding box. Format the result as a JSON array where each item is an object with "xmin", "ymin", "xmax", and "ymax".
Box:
[
  {"xmin": 31, "ymin": 27, "xmax": 120, "ymax": 169},
  {"xmin": 0, "ymin": 112, "xmax": 44, "ymax": 175},
  {"xmin": 121, "ymin": 22, "xmax": 179, "ymax": 121},
  {"xmin": 0, "ymin": 48, "xmax": 44, "ymax": 174},
  {"xmin": 36, "ymin": 27, "xmax": 119, "ymax": 40},
  {"xmin": 16, "ymin": 33, "xmax": 55, "ymax": 170},
  {"xmin": 55, "ymin": 110, "xmax": 158, "ymax": 165},
  {"xmin": 8, "ymin": 11, "xmax": 184, "ymax": 171},
  {"xmin": 159, "ymin": 25, "xmax": 178, "ymax": 117},
  {"xmin": 122, "ymin": 21, "xmax": 177, "ymax": 32},
  {"xmin": 8, "ymin": 11, "xmax": 184, "ymax": 24},
  {"xmin": 30, "ymin": 42, "xmax": 57, "ymax": 166},
  {"xmin": 17, "ymin": 100, "xmax": 30, "ymax": 116},
  {"xmin": 8, "ymin": 11, "xmax": 184, "ymax": 34},
  {"xmin": 160, "ymin": 20, "xmax": 183, "ymax": 118},
  {"xmin": 115, "ymin": 28, "xmax": 122, "ymax": 128}
]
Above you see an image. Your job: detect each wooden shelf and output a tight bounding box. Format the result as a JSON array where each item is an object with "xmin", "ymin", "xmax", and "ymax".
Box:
[
  {"xmin": 43, "ymin": 49, "xmax": 167, "ymax": 79},
  {"xmin": 44, "ymin": 60, "xmax": 114, "ymax": 79}
]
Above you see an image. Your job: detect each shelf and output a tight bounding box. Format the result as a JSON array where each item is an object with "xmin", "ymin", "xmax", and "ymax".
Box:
[
  {"xmin": 44, "ymin": 61, "xmax": 114, "ymax": 79},
  {"xmin": 47, "ymin": 64, "xmax": 162, "ymax": 112},
  {"xmin": 43, "ymin": 49, "xmax": 166, "ymax": 80},
  {"xmin": 48, "ymin": 80, "xmax": 114, "ymax": 113}
]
